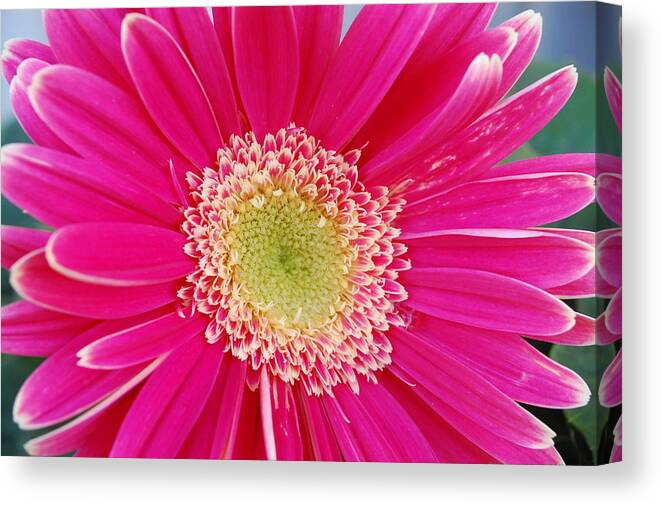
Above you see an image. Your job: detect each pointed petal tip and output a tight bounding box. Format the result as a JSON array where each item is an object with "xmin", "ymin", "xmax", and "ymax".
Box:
[
  {"xmin": 503, "ymin": 8, "xmax": 542, "ymax": 34},
  {"xmin": 23, "ymin": 439, "xmax": 39, "ymax": 456},
  {"xmin": 75, "ymin": 355, "xmax": 108, "ymax": 370},
  {"xmin": 520, "ymin": 10, "xmax": 542, "ymax": 30},
  {"xmin": 604, "ymin": 66, "xmax": 619, "ymax": 82},
  {"xmin": 548, "ymin": 64, "xmax": 578, "ymax": 87},
  {"xmin": 568, "ymin": 371, "xmax": 592, "ymax": 408},
  {"xmin": 579, "ymin": 385, "xmax": 592, "ymax": 407},
  {"xmin": 8, "ymin": 248, "xmax": 36, "ymax": 301},
  {"xmin": 557, "ymin": 306, "xmax": 579, "ymax": 335},
  {"xmin": 503, "ymin": 26, "xmax": 519, "ymax": 46},
  {"xmin": 74, "ymin": 347, "xmax": 96, "ymax": 369},
  {"xmin": 2, "ymin": 36, "xmax": 19, "ymax": 50},
  {"xmin": 24, "ymin": 63, "xmax": 68, "ymax": 117},
  {"xmin": 529, "ymin": 426, "xmax": 556, "ymax": 450},
  {"xmin": 121, "ymin": 11, "xmax": 146, "ymax": 31},
  {"xmin": 2, "ymin": 38, "xmax": 54, "ymax": 83},
  {"xmin": 120, "ymin": 12, "xmax": 155, "ymax": 48},
  {"xmin": 12, "ymin": 389, "xmax": 33, "ymax": 431},
  {"xmin": 567, "ymin": 64, "xmax": 579, "ymax": 79}
]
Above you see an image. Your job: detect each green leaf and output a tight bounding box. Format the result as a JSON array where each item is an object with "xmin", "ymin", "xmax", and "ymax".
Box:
[{"xmin": 549, "ymin": 343, "xmax": 615, "ymax": 463}]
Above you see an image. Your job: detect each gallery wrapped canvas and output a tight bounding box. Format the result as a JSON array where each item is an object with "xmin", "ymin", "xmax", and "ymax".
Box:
[{"xmin": 0, "ymin": 2, "xmax": 621, "ymax": 464}]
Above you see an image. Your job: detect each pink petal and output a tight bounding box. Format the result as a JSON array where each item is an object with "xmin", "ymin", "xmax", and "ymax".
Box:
[
  {"xmin": 597, "ymin": 311, "xmax": 621, "ymax": 345},
  {"xmin": 604, "ymin": 67, "xmax": 622, "ymax": 131},
  {"xmin": 258, "ymin": 368, "xmax": 278, "ymax": 460},
  {"xmin": 322, "ymin": 392, "xmax": 385, "ymax": 462},
  {"xmin": 613, "ymin": 414, "xmax": 622, "ymax": 446},
  {"xmin": 28, "ymin": 64, "xmax": 193, "ymax": 201},
  {"xmin": 404, "ymin": 3, "xmax": 496, "ymax": 74},
  {"xmin": 210, "ymin": 359, "xmax": 248, "ymax": 459},
  {"xmin": 380, "ymin": 371, "xmax": 500, "ymax": 464},
  {"xmin": 77, "ymin": 312, "xmax": 206, "ymax": 370},
  {"xmin": 297, "ymin": 392, "xmax": 342, "ymax": 461},
  {"xmin": 1, "ymin": 300, "xmax": 94, "ymax": 357},
  {"xmin": 394, "ymin": 66, "xmax": 579, "ymax": 197},
  {"xmin": 400, "ymin": 267, "xmax": 575, "ymax": 336},
  {"xmin": 121, "ymin": 13, "xmax": 222, "ymax": 167},
  {"xmin": 389, "ymin": 326, "xmax": 556, "ymax": 449},
  {"xmin": 1, "ymin": 144, "xmax": 181, "ymax": 229},
  {"xmin": 610, "ymin": 442, "xmax": 622, "ymax": 463},
  {"xmin": 361, "ymin": 52, "xmax": 505, "ymax": 178},
  {"xmin": 595, "ymin": 228, "xmax": 621, "ymax": 296},
  {"xmin": 536, "ymin": 227, "xmax": 595, "ymax": 245},
  {"xmin": 597, "ymin": 173, "xmax": 622, "ymax": 226},
  {"xmin": 407, "ymin": 312, "xmax": 591, "ymax": 408},
  {"xmin": 25, "ymin": 362, "xmax": 157, "ymax": 456},
  {"xmin": 356, "ymin": 24, "xmax": 516, "ymax": 168},
  {"xmin": 177, "ymin": 358, "xmax": 246, "ymax": 459},
  {"xmin": 31, "ymin": 391, "xmax": 135, "ymax": 457},
  {"xmin": 44, "ymin": 9, "xmax": 135, "ymax": 90},
  {"xmin": 599, "ymin": 349, "xmax": 622, "ymax": 407},
  {"xmin": 110, "ymin": 337, "xmax": 223, "ymax": 458},
  {"xmin": 497, "ymin": 10, "xmax": 542, "ymax": 96},
  {"xmin": 13, "ymin": 314, "xmax": 162, "ymax": 429},
  {"xmin": 308, "ymin": 4, "xmax": 436, "ymax": 150},
  {"xmin": 146, "ymin": 8, "xmax": 241, "ymax": 139},
  {"xmin": 323, "ymin": 381, "xmax": 437, "ymax": 462},
  {"xmin": 398, "ymin": 172, "xmax": 595, "ymax": 232},
  {"xmin": 541, "ymin": 313, "xmax": 596, "ymax": 346},
  {"xmin": 11, "ymin": 250, "xmax": 179, "ymax": 319},
  {"xmin": 231, "ymin": 386, "xmax": 266, "ymax": 460},
  {"xmin": 597, "ymin": 231, "xmax": 622, "ymax": 287},
  {"xmin": 231, "ymin": 7, "xmax": 299, "ymax": 140},
  {"xmin": 211, "ymin": 7, "xmax": 241, "ymax": 112},
  {"xmin": 610, "ymin": 415, "xmax": 622, "ymax": 462},
  {"xmin": 605, "ymin": 288, "xmax": 622, "ymax": 335},
  {"xmin": 47, "ymin": 223, "xmax": 194, "ymax": 286},
  {"xmin": 9, "ymin": 58, "xmax": 72, "ymax": 152},
  {"xmin": 406, "ymin": 379, "xmax": 564, "ymax": 464},
  {"xmin": 73, "ymin": 404, "xmax": 129, "ymax": 457},
  {"xmin": 2, "ymin": 37, "xmax": 55, "ymax": 83},
  {"xmin": 355, "ymin": 379, "xmax": 441, "ymax": 463},
  {"xmin": 291, "ymin": 6, "xmax": 343, "ymax": 125},
  {"xmin": 547, "ymin": 268, "xmax": 600, "ymax": 299},
  {"xmin": 402, "ymin": 228, "xmax": 593, "ymax": 289},
  {"xmin": 538, "ymin": 230, "xmax": 601, "ymax": 299},
  {"xmin": 345, "ymin": 380, "xmax": 438, "ymax": 462},
  {"xmin": 494, "ymin": 153, "xmax": 621, "ymax": 178},
  {"xmin": 267, "ymin": 379, "xmax": 305, "ymax": 461},
  {"xmin": 1, "ymin": 225, "xmax": 50, "ymax": 269}
]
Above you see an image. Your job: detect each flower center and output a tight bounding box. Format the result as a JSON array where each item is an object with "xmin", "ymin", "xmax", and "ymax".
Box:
[
  {"xmin": 229, "ymin": 192, "xmax": 346, "ymax": 329},
  {"xmin": 178, "ymin": 127, "xmax": 410, "ymax": 395}
]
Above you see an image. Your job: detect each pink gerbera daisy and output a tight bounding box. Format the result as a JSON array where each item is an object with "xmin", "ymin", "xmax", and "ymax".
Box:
[
  {"xmin": 597, "ymin": 53, "xmax": 623, "ymax": 463},
  {"xmin": 1, "ymin": 5, "xmax": 598, "ymax": 463}
]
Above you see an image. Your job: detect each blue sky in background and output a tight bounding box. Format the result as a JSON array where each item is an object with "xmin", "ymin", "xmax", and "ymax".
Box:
[{"xmin": 1, "ymin": 3, "xmax": 621, "ymax": 124}]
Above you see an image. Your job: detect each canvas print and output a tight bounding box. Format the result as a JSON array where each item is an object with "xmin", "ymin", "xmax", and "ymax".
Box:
[{"xmin": 0, "ymin": 2, "xmax": 622, "ymax": 464}]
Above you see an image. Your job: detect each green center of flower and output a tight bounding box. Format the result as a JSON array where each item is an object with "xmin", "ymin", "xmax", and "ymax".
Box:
[{"xmin": 228, "ymin": 192, "xmax": 347, "ymax": 329}]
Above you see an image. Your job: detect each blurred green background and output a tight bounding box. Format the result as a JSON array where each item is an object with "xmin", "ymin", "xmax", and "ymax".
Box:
[{"xmin": 1, "ymin": 3, "xmax": 621, "ymax": 463}]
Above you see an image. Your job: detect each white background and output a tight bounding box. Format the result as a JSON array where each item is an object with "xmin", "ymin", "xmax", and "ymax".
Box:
[{"xmin": 1, "ymin": 0, "xmax": 659, "ymax": 503}]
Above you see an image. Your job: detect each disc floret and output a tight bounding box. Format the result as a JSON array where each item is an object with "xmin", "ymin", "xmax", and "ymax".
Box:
[{"xmin": 179, "ymin": 127, "xmax": 409, "ymax": 395}]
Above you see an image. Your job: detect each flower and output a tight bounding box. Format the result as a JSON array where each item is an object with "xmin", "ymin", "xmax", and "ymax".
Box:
[
  {"xmin": 597, "ymin": 46, "xmax": 623, "ymax": 464},
  {"xmin": 1, "ymin": 5, "xmax": 597, "ymax": 463}
]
